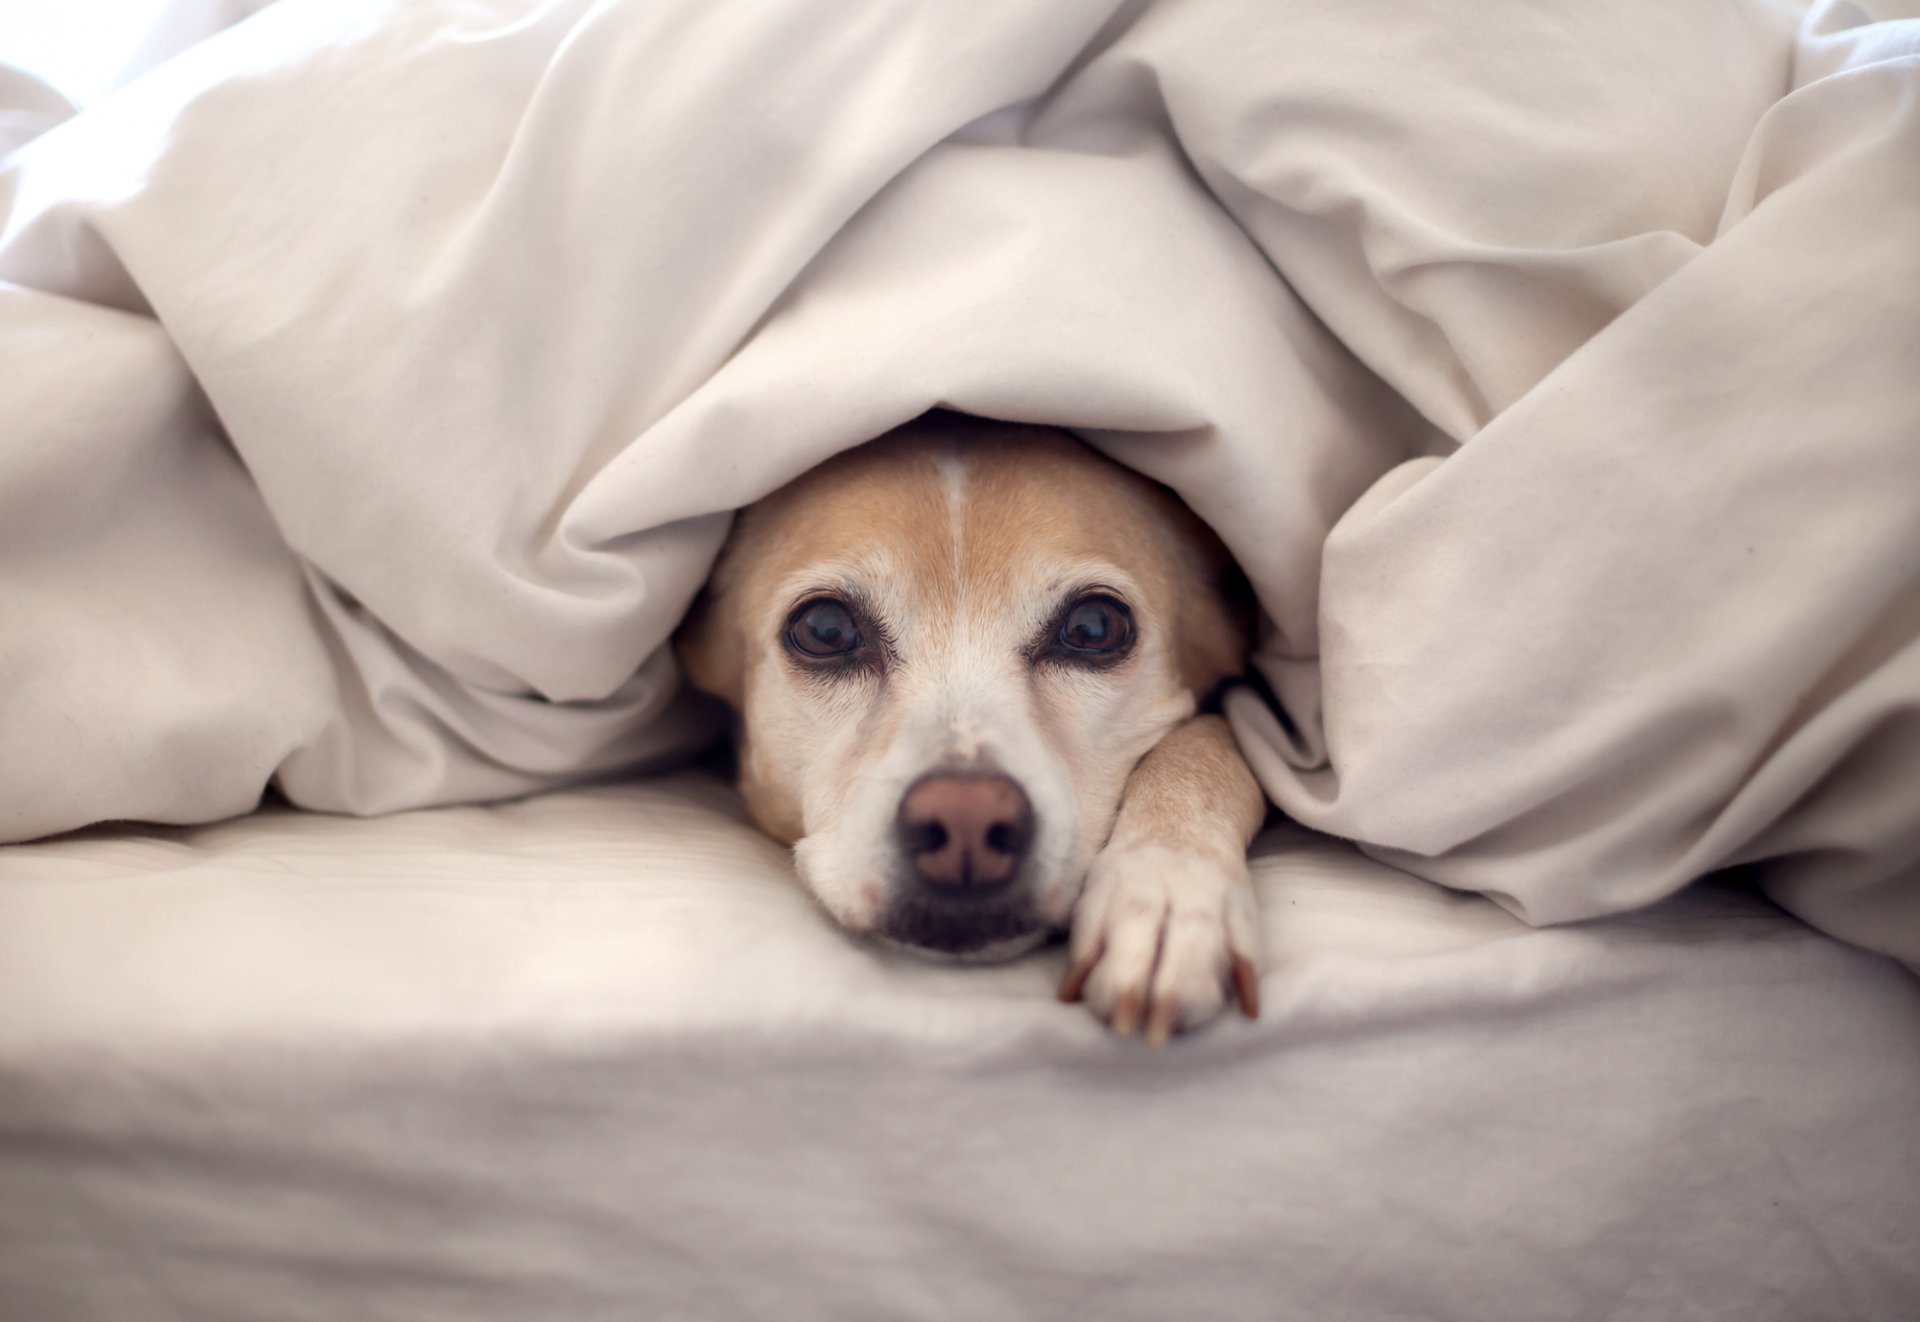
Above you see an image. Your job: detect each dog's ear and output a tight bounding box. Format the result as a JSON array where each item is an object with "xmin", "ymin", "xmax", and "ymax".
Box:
[
  {"xmin": 673, "ymin": 585, "xmax": 744, "ymax": 708},
  {"xmin": 1175, "ymin": 565, "xmax": 1254, "ymax": 701},
  {"xmin": 1160, "ymin": 501, "xmax": 1257, "ymax": 700}
]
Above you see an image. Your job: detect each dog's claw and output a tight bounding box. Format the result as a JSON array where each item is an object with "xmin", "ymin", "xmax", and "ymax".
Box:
[
  {"xmin": 1110, "ymin": 987, "xmax": 1145, "ymax": 1037},
  {"xmin": 1145, "ymin": 996, "xmax": 1180, "ymax": 1047},
  {"xmin": 1058, "ymin": 932, "xmax": 1104, "ymax": 1004},
  {"xmin": 1232, "ymin": 952, "xmax": 1261, "ymax": 1019}
]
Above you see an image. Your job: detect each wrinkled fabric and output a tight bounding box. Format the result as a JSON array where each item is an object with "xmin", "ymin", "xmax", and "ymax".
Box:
[
  {"xmin": 3, "ymin": 777, "xmax": 1917, "ymax": 1321},
  {"xmin": 2, "ymin": 0, "xmax": 1917, "ymax": 960}
]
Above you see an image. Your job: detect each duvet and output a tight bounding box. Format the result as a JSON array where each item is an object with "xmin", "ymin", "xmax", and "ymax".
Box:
[{"xmin": 2, "ymin": 0, "xmax": 1917, "ymax": 964}]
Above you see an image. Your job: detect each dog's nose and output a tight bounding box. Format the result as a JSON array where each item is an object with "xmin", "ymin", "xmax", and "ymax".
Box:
[{"xmin": 896, "ymin": 773, "xmax": 1034, "ymax": 891}]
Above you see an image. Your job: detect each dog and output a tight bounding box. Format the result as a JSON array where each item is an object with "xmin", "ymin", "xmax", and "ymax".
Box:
[{"xmin": 675, "ymin": 412, "xmax": 1267, "ymax": 1042}]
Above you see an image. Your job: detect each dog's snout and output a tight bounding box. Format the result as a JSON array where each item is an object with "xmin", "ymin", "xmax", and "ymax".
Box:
[{"xmin": 896, "ymin": 773, "xmax": 1034, "ymax": 891}]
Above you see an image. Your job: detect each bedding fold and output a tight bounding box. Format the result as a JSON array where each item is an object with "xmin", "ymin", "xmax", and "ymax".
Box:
[
  {"xmin": 4, "ymin": 778, "xmax": 1918, "ymax": 1322},
  {"xmin": 3, "ymin": 0, "xmax": 1916, "ymax": 961}
]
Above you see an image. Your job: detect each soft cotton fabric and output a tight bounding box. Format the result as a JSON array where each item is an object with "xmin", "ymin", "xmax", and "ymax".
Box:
[
  {"xmin": 2, "ymin": 0, "xmax": 1917, "ymax": 961},
  {"xmin": 3, "ymin": 776, "xmax": 1916, "ymax": 1321}
]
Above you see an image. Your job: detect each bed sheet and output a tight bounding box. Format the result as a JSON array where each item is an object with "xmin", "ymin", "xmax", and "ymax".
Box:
[{"xmin": 3, "ymin": 775, "xmax": 1917, "ymax": 1321}]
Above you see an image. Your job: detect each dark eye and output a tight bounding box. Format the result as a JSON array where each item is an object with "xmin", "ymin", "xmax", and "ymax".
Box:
[
  {"xmin": 1058, "ymin": 596, "xmax": 1132, "ymax": 654},
  {"xmin": 787, "ymin": 598, "xmax": 863, "ymax": 658}
]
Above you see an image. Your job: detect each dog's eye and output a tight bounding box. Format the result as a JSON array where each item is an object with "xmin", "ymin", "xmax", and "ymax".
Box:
[
  {"xmin": 787, "ymin": 598, "xmax": 863, "ymax": 658},
  {"xmin": 1058, "ymin": 596, "xmax": 1132, "ymax": 654}
]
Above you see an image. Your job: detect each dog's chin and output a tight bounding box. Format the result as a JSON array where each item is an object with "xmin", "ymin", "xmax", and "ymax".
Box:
[
  {"xmin": 875, "ymin": 928, "xmax": 1054, "ymax": 965},
  {"xmin": 871, "ymin": 895, "xmax": 1056, "ymax": 964}
]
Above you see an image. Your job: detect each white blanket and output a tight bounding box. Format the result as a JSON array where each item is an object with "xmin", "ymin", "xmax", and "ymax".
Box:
[
  {"xmin": 5, "ymin": 776, "xmax": 1917, "ymax": 1320},
  {"xmin": 3, "ymin": 0, "xmax": 1918, "ymax": 960}
]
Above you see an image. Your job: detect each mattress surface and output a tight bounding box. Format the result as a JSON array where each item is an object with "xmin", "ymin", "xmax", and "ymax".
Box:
[{"xmin": 3, "ymin": 775, "xmax": 1917, "ymax": 1321}]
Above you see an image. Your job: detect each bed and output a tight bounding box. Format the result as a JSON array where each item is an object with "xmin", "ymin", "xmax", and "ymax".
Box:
[
  {"xmin": 5, "ymin": 774, "xmax": 1917, "ymax": 1320},
  {"xmin": 3, "ymin": 0, "xmax": 1919, "ymax": 1315}
]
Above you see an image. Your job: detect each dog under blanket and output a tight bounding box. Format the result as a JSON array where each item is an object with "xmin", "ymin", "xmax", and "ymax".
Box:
[{"xmin": 1, "ymin": 0, "xmax": 1916, "ymax": 967}]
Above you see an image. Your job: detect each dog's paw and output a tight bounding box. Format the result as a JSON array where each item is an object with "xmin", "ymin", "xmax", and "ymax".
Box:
[{"xmin": 1058, "ymin": 841, "xmax": 1261, "ymax": 1044}]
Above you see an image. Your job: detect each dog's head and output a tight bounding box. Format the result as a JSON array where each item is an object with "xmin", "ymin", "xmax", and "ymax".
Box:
[{"xmin": 676, "ymin": 415, "xmax": 1251, "ymax": 959}]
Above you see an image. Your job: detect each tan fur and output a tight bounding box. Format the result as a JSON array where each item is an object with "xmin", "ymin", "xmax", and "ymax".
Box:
[{"xmin": 1106, "ymin": 715, "xmax": 1266, "ymax": 864}]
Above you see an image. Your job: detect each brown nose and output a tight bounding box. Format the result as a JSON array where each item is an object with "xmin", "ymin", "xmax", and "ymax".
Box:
[{"xmin": 896, "ymin": 773, "xmax": 1034, "ymax": 892}]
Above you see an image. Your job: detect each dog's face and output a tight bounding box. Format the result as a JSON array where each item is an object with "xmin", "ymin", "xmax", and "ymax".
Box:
[{"xmin": 676, "ymin": 417, "xmax": 1249, "ymax": 959}]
